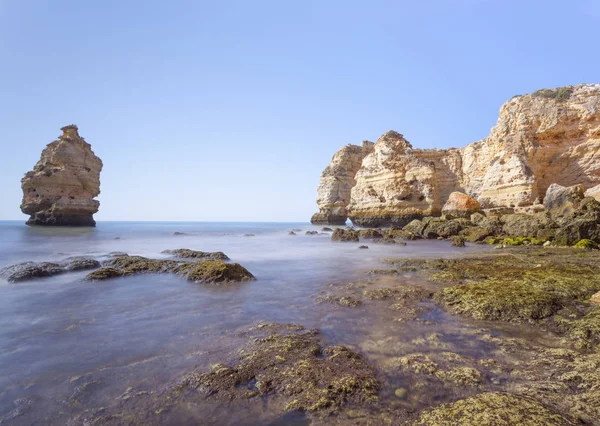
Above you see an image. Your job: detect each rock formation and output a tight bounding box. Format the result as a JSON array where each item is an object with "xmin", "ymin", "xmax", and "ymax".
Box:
[
  {"xmin": 313, "ymin": 84, "xmax": 600, "ymax": 226},
  {"xmin": 311, "ymin": 141, "xmax": 374, "ymax": 224},
  {"xmin": 21, "ymin": 125, "xmax": 103, "ymax": 226},
  {"xmin": 442, "ymin": 192, "xmax": 482, "ymax": 219}
]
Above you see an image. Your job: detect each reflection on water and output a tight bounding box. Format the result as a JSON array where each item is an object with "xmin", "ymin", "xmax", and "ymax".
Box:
[{"xmin": 0, "ymin": 221, "xmax": 518, "ymax": 424}]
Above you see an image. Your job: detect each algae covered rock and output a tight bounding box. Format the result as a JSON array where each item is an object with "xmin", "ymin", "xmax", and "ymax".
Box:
[
  {"xmin": 83, "ymin": 255, "xmax": 255, "ymax": 284},
  {"xmin": 450, "ymin": 236, "xmax": 466, "ymax": 247},
  {"xmin": 85, "ymin": 267, "xmax": 124, "ymax": 281},
  {"xmin": 174, "ymin": 260, "xmax": 255, "ymax": 283},
  {"xmin": 182, "ymin": 324, "xmax": 378, "ymax": 416},
  {"xmin": 357, "ymin": 229, "xmax": 383, "ymax": 239},
  {"xmin": 161, "ymin": 249, "xmax": 230, "ymax": 260},
  {"xmin": 574, "ymin": 239, "xmax": 598, "ymax": 250},
  {"xmin": 415, "ymin": 392, "xmax": 577, "ymax": 425},
  {"xmin": 331, "ymin": 228, "xmax": 359, "ymax": 242}
]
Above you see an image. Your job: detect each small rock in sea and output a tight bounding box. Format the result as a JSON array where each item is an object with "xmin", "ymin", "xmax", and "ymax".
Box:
[
  {"xmin": 291, "ymin": 229, "xmax": 302, "ymax": 232},
  {"xmin": 173, "ymin": 232, "xmax": 189, "ymax": 236},
  {"xmin": 114, "ymin": 237, "xmax": 121, "ymax": 240},
  {"xmin": 244, "ymin": 234, "xmax": 255, "ymax": 237},
  {"xmin": 288, "ymin": 231, "xmax": 296, "ymax": 235},
  {"xmin": 306, "ymin": 231, "xmax": 318, "ymax": 235},
  {"xmin": 161, "ymin": 249, "xmax": 229, "ymax": 261},
  {"xmin": 395, "ymin": 388, "xmax": 408, "ymax": 400},
  {"xmin": 451, "ymin": 236, "xmax": 466, "ymax": 247},
  {"xmin": 321, "ymin": 227, "xmax": 333, "ymax": 232},
  {"xmin": 107, "ymin": 251, "xmax": 128, "ymax": 257},
  {"xmin": 358, "ymin": 245, "xmax": 369, "ymax": 249}
]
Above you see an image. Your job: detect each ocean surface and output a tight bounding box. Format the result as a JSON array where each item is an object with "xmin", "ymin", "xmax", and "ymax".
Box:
[{"xmin": 0, "ymin": 221, "xmax": 492, "ymax": 424}]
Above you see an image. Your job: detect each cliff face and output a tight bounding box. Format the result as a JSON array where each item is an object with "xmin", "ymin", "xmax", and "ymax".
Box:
[
  {"xmin": 313, "ymin": 84, "xmax": 600, "ymax": 226},
  {"xmin": 21, "ymin": 125, "xmax": 103, "ymax": 226},
  {"xmin": 311, "ymin": 141, "xmax": 374, "ymax": 224}
]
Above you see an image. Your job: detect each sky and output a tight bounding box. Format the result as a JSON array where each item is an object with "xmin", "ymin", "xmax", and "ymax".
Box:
[{"xmin": 0, "ymin": 0, "xmax": 599, "ymax": 222}]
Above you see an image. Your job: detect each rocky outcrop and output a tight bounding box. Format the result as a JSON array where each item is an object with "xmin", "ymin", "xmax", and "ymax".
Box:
[
  {"xmin": 311, "ymin": 141, "xmax": 374, "ymax": 224},
  {"xmin": 21, "ymin": 125, "xmax": 103, "ymax": 226},
  {"xmin": 313, "ymin": 84, "xmax": 600, "ymax": 226},
  {"xmin": 442, "ymin": 192, "xmax": 482, "ymax": 219}
]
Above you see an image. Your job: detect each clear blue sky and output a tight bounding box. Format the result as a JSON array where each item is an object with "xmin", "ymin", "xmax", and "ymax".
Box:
[{"xmin": 1, "ymin": 0, "xmax": 598, "ymax": 222}]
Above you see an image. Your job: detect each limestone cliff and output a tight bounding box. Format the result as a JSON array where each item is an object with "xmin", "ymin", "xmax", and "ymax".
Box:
[
  {"xmin": 313, "ymin": 84, "xmax": 600, "ymax": 226},
  {"xmin": 21, "ymin": 125, "xmax": 103, "ymax": 226},
  {"xmin": 311, "ymin": 141, "xmax": 374, "ymax": 224}
]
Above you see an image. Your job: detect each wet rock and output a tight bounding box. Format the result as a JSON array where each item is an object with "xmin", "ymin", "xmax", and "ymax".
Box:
[
  {"xmin": 357, "ymin": 229, "xmax": 383, "ymax": 239},
  {"xmin": 161, "ymin": 249, "xmax": 230, "ymax": 261},
  {"xmin": 317, "ymin": 295, "xmax": 363, "ymax": 307},
  {"xmin": 88, "ymin": 255, "xmax": 255, "ymax": 284},
  {"xmin": 372, "ymin": 236, "xmax": 405, "ymax": 245},
  {"xmin": 288, "ymin": 231, "xmax": 297, "ymax": 235},
  {"xmin": 451, "ymin": 236, "xmax": 466, "ymax": 247},
  {"xmin": 174, "ymin": 260, "xmax": 255, "ymax": 283},
  {"xmin": 0, "ymin": 262, "xmax": 64, "ymax": 283},
  {"xmin": 61, "ymin": 257, "xmax": 101, "ymax": 271},
  {"xmin": 358, "ymin": 245, "xmax": 369, "ymax": 249},
  {"xmin": 331, "ymin": 228, "xmax": 359, "ymax": 242},
  {"xmin": 441, "ymin": 191, "xmax": 482, "ymax": 219},
  {"xmin": 305, "ymin": 231, "xmax": 318, "ymax": 235},
  {"xmin": 173, "ymin": 232, "xmax": 189, "ymax": 236},
  {"xmin": 404, "ymin": 217, "xmax": 467, "ymax": 239},
  {"xmin": 415, "ymin": 392, "xmax": 577, "ymax": 425},
  {"xmin": 84, "ymin": 267, "xmax": 124, "ymax": 281},
  {"xmin": 321, "ymin": 227, "xmax": 333, "ymax": 232},
  {"xmin": 181, "ymin": 325, "xmax": 378, "ymax": 416}
]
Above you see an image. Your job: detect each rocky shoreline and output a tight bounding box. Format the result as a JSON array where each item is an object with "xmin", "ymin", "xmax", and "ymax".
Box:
[{"xmin": 21, "ymin": 243, "xmax": 595, "ymax": 425}]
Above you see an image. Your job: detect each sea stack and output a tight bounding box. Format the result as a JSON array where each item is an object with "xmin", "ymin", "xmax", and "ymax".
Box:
[{"xmin": 21, "ymin": 125, "xmax": 103, "ymax": 226}]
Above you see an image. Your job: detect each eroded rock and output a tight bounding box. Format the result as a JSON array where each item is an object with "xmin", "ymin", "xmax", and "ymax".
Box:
[{"xmin": 21, "ymin": 125, "xmax": 103, "ymax": 226}]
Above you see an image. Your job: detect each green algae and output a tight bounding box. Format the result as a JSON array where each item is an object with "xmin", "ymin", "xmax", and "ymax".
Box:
[
  {"xmin": 574, "ymin": 239, "xmax": 598, "ymax": 250},
  {"xmin": 414, "ymin": 392, "xmax": 577, "ymax": 425}
]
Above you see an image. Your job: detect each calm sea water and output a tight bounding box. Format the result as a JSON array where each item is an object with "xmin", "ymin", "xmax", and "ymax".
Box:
[{"xmin": 0, "ymin": 221, "xmax": 489, "ymax": 424}]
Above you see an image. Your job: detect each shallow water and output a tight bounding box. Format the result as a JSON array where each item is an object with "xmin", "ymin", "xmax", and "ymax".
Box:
[{"xmin": 0, "ymin": 220, "xmax": 544, "ymax": 424}]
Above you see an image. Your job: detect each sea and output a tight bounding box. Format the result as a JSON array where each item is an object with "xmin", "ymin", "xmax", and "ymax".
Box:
[{"xmin": 0, "ymin": 220, "xmax": 491, "ymax": 424}]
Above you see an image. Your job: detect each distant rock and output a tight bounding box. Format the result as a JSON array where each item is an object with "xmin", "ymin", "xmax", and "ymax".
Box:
[
  {"xmin": 288, "ymin": 231, "xmax": 297, "ymax": 235},
  {"xmin": 305, "ymin": 231, "xmax": 318, "ymax": 235},
  {"xmin": 0, "ymin": 257, "xmax": 100, "ymax": 282},
  {"xmin": 161, "ymin": 249, "xmax": 230, "ymax": 261},
  {"xmin": 173, "ymin": 232, "xmax": 189, "ymax": 236},
  {"xmin": 321, "ymin": 227, "xmax": 334, "ymax": 232},
  {"xmin": 21, "ymin": 125, "xmax": 103, "ymax": 226},
  {"xmin": 358, "ymin": 245, "xmax": 369, "ymax": 249},
  {"xmin": 244, "ymin": 234, "xmax": 255, "ymax": 237},
  {"xmin": 442, "ymin": 192, "xmax": 482, "ymax": 219}
]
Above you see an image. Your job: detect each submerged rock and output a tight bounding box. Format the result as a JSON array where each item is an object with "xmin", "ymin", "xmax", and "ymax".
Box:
[
  {"xmin": 305, "ymin": 231, "xmax": 318, "ymax": 235},
  {"xmin": 21, "ymin": 125, "xmax": 103, "ymax": 226},
  {"xmin": 182, "ymin": 324, "xmax": 378, "ymax": 416},
  {"xmin": 85, "ymin": 267, "xmax": 124, "ymax": 280},
  {"xmin": 161, "ymin": 249, "xmax": 229, "ymax": 261},
  {"xmin": 450, "ymin": 236, "xmax": 466, "ymax": 247}
]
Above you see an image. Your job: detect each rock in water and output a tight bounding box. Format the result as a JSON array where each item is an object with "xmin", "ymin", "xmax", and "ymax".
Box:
[
  {"xmin": 311, "ymin": 141, "xmax": 374, "ymax": 225},
  {"xmin": 21, "ymin": 125, "xmax": 103, "ymax": 226},
  {"xmin": 442, "ymin": 192, "xmax": 482, "ymax": 219}
]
